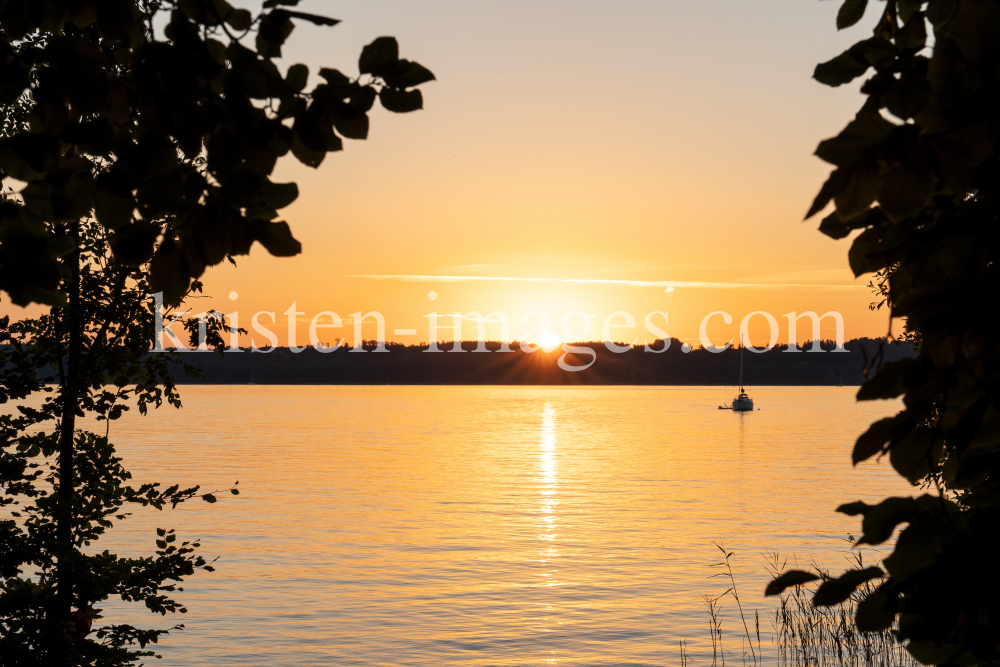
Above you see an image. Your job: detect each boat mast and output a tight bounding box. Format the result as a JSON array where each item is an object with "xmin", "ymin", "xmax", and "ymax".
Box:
[{"xmin": 739, "ymin": 335, "xmax": 744, "ymax": 393}]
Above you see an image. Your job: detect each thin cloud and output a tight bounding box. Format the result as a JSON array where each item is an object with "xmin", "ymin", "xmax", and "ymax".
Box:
[
  {"xmin": 442, "ymin": 263, "xmax": 508, "ymax": 270},
  {"xmin": 347, "ymin": 274, "xmax": 864, "ymax": 290}
]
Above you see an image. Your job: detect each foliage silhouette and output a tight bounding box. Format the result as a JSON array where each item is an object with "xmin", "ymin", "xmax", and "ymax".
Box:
[
  {"xmin": 0, "ymin": 0, "xmax": 432, "ymax": 664},
  {"xmin": 768, "ymin": 2, "xmax": 1000, "ymax": 665},
  {"xmin": 162, "ymin": 337, "xmax": 912, "ymax": 386},
  {"xmin": 0, "ymin": 0, "xmax": 433, "ymax": 307}
]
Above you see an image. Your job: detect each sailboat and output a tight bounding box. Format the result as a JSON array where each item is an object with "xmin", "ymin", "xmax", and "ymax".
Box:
[
  {"xmin": 719, "ymin": 336, "xmax": 754, "ymax": 411},
  {"xmin": 731, "ymin": 337, "xmax": 754, "ymax": 411}
]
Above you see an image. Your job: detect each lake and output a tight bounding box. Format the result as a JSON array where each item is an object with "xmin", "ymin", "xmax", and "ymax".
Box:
[{"xmin": 94, "ymin": 385, "xmax": 911, "ymax": 666}]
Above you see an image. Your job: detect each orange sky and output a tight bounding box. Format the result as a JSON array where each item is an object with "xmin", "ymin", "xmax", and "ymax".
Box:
[{"xmin": 3, "ymin": 1, "xmax": 902, "ymax": 349}]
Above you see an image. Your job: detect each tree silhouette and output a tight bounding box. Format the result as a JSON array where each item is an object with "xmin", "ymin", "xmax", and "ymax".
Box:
[
  {"xmin": 767, "ymin": 2, "xmax": 1000, "ymax": 665},
  {"xmin": 0, "ymin": 1, "xmax": 433, "ymax": 663}
]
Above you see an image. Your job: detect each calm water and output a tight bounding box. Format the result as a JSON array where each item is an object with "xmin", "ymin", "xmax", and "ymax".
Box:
[{"xmin": 89, "ymin": 386, "xmax": 910, "ymax": 666}]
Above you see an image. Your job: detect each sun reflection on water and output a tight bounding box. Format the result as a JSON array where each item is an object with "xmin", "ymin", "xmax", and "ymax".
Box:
[{"xmin": 539, "ymin": 403, "xmax": 559, "ymax": 592}]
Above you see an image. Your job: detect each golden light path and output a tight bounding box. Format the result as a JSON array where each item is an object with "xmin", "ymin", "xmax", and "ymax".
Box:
[
  {"xmin": 538, "ymin": 402, "xmax": 559, "ymax": 663},
  {"xmin": 539, "ymin": 403, "xmax": 558, "ymax": 546}
]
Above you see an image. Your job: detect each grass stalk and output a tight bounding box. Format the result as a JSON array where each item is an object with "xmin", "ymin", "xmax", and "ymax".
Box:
[{"xmin": 701, "ymin": 545, "xmax": 917, "ymax": 667}]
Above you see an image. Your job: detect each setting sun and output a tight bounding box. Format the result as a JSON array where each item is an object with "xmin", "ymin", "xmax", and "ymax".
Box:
[{"xmin": 536, "ymin": 332, "xmax": 561, "ymax": 352}]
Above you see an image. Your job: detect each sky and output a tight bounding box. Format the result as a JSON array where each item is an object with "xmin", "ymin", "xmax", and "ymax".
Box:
[{"xmin": 6, "ymin": 1, "xmax": 902, "ymax": 349}]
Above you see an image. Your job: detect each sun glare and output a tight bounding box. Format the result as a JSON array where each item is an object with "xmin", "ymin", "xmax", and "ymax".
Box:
[{"xmin": 536, "ymin": 332, "xmax": 561, "ymax": 352}]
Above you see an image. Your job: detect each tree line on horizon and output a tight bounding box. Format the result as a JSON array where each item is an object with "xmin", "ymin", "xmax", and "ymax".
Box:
[
  {"xmin": 170, "ymin": 336, "xmax": 896, "ymax": 353},
  {"xmin": 168, "ymin": 337, "xmax": 915, "ymax": 386}
]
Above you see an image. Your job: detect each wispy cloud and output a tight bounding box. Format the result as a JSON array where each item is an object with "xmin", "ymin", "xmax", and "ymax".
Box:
[
  {"xmin": 441, "ymin": 263, "xmax": 508, "ymax": 271},
  {"xmin": 347, "ymin": 274, "xmax": 864, "ymax": 290}
]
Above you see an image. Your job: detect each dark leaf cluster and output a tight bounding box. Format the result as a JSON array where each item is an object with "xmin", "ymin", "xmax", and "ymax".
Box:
[
  {"xmin": 0, "ymin": 0, "xmax": 433, "ymax": 307},
  {"xmin": 771, "ymin": 2, "xmax": 1000, "ymax": 664},
  {"xmin": 0, "ymin": 2, "xmax": 431, "ymax": 664},
  {"xmin": 0, "ymin": 220, "xmax": 237, "ymax": 665}
]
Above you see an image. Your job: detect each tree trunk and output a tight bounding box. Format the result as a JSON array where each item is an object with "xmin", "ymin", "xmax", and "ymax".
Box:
[{"xmin": 55, "ymin": 224, "xmax": 80, "ymax": 636}]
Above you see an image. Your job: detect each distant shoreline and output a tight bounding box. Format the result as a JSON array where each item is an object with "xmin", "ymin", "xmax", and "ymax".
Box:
[{"xmin": 169, "ymin": 338, "xmax": 915, "ymax": 386}]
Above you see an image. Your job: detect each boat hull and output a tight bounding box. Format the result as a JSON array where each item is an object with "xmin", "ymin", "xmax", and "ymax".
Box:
[{"xmin": 732, "ymin": 393, "xmax": 753, "ymax": 411}]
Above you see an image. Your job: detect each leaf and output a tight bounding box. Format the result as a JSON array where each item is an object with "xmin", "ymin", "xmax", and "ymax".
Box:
[
  {"xmin": 231, "ymin": 488, "xmax": 240, "ymax": 495},
  {"xmin": 0, "ymin": 135, "xmax": 60, "ymax": 182},
  {"xmin": 890, "ymin": 428, "xmax": 941, "ymax": 483},
  {"xmin": 101, "ymin": 77, "xmax": 133, "ymax": 126},
  {"xmin": 948, "ymin": 450, "xmax": 1000, "ymax": 489},
  {"xmin": 895, "ymin": 10, "xmax": 927, "ymax": 51},
  {"xmin": 254, "ymin": 220, "xmax": 301, "ymax": 256},
  {"xmin": 201, "ymin": 493, "xmax": 217, "ymax": 503},
  {"xmin": 835, "ymin": 164, "xmax": 880, "ymax": 220},
  {"xmin": 837, "ymin": 500, "xmax": 869, "ymax": 516},
  {"xmin": 285, "ymin": 63, "xmax": 308, "ymax": 92},
  {"xmin": 290, "ymin": 131, "xmax": 325, "ymax": 168},
  {"xmin": 379, "ymin": 87, "xmax": 423, "ymax": 113},
  {"xmin": 814, "ymin": 52, "xmax": 869, "ymax": 87},
  {"xmin": 813, "ymin": 567, "xmax": 884, "ymax": 606},
  {"xmin": 293, "ymin": 112, "xmax": 327, "ymax": 151},
  {"xmin": 823, "ymin": 206, "xmax": 884, "ymax": 240},
  {"xmin": 856, "ymin": 359, "xmax": 911, "ymax": 401},
  {"xmin": 926, "ymin": 0, "xmax": 957, "ymax": 27},
  {"xmin": 22, "ymin": 169, "xmax": 97, "ymax": 222},
  {"xmin": 178, "ymin": 0, "xmax": 234, "ymax": 26},
  {"xmin": 898, "ymin": 0, "xmax": 923, "ymax": 25},
  {"xmin": 905, "ymin": 641, "xmax": 961, "ymax": 666},
  {"xmin": 259, "ymin": 181, "xmax": 299, "ymax": 209},
  {"xmin": 814, "ymin": 113, "xmax": 895, "ymax": 167},
  {"xmin": 333, "ymin": 110, "xmax": 369, "ymax": 140},
  {"xmin": 882, "ymin": 522, "xmax": 942, "ymax": 577},
  {"xmin": 45, "ymin": 235, "xmax": 76, "ymax": 258},
  {"xmin": 850, "ymin": 37, "xmax": 897, "ymax": 66},
  {"xmin": 94, "ymin": 178, "xmax": 135, "ymax": 231},
  {"xmin": 7, "ymin": 285, "xmax": 67, "ymax": 308},
  {"xmin": 256, "ymin": 12, "xmax": 295, "ymax": 59},
  {"xmin": 148, "ymin": 239, "xmax": 191, "ymax": 307},
  {"xmin": 94, "ymin": 169, "xmax": 135, "ymax": 230},
  {"xmin": 110, "ymin": 221, "xmax": 159, "ymax": 266},
  {"xmin": 226, "ymin": 8, "xmax": 252, "ymax": 31},
  {"xmin": 883, "ymin": 73, "xmax": 931, "ymax": 120},
  {"xmin": 805, "ymin": 168, "xmax": 849, "ymax": 219},
  {"xmin": 191, "ymin": 207, "xmax": 232, "ymax": 265},
  {"xmin": 945, "ymin": 120, "xmax": 994, "ymax": 167},
  {"xmin": 285, "ymin": 11, "xmax": 339, "ymax": 26},
  {"xmin": 381, "ymin": 60, "xmax": 436, "ymax": 89},
  {"xmin": 847, "ymin": 225, "xmax": 886, "ymax": 276},
  {"xmin": 852, "ymin": 496, "xmax": 918, "ymax": 545},
  {"xmin": 319, "ymin": 123, "xmax": 344, "ymax": 152},
  {"xmin": 349, "ymin": 86, "xmax": 377, "ymax": 112},
  {"xmin": 878, "ymin": 164, "xmax": 935, "ymax": 221},
  {"xmin": 853, "ymin": 417, "xmax": 893, "ymax": 463},
  {"xmin": 855, "ymin": 591, "xmax": 896, "ymax": 631},
  {"xmin": 818, "ymin": 211, "xmax": 851, "ymax": 239},
  {"xmin": 837, "ymin": 0, "xmax": 868, "ymax": 29},
  {"xmin": 319, "ymin": 68, "xmax": 351, "ymax": 85},
  {"xmin": 765, "ymin": 570, "xmax": 820, "ymax": 596},
  {"xmin": 359, "ymin": 36, "xmax": 399, "ymax": 76}
]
